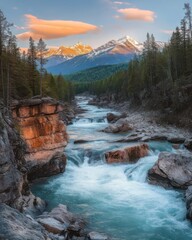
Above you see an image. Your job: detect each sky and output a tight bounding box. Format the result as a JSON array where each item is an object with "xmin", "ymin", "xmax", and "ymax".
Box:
[{"xmin": 1, "ymin": 0, "xmax": 189, "ymax": 49}]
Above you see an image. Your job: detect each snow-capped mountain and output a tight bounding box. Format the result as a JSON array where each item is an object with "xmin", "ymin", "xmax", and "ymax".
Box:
[
  {"xmin": 44, "ymin": 43, "xmax": 93, "ymax": 58},
  {"xmin": 47, "ymin": 36, "xmax": 143, "ymax": 75},
  {"xmin": 44, "ymin": 43, "xmax": 92, "ymax": 68}
]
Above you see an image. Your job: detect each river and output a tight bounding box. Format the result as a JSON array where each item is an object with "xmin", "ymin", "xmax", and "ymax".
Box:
[{"xmin": 32, "ymin": 96, "xmax": 192, "ymax": 240}]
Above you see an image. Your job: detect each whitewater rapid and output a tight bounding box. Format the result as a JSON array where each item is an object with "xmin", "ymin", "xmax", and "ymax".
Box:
[{"xmin": 32, "ymin": 96, "xmax": 192, "ymax": 240}]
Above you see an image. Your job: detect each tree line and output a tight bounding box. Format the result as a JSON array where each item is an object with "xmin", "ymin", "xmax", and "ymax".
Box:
[
  {"xmin": 0, "ymin": 9, "xmax": 74, "ymax": 108},
  {"xmin": 82, "ymin": 3, "xmax": 192, "ymax": 111}
]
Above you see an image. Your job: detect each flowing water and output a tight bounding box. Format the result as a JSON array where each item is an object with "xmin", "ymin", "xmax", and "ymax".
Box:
[{"xmin": 32, "ymin": 96, "xmax": 192, "ymax": 240}]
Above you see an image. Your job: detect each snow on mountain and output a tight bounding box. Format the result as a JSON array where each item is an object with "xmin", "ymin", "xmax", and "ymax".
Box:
[
  {"xmin": 47, "ymin": 36, "xmax": 143, "ymax": 75},
  {"xmin": 47, "ymin": 36, "xmax": 166, "ymax": 75},
  {"xmin": 44, "ymin": 42, "xmax": 93, "ymax": 58}
]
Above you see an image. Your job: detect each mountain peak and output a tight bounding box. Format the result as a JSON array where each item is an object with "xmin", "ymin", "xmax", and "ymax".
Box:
[{"xmin": 44, "ymin": 43, "xmax": 93, "ymax": 58}]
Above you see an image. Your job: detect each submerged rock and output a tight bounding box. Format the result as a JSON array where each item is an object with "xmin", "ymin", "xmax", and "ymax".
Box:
[
  {"xmin": 105, "ymin": 143, "xmax": 149, "ymax": 164},
  {"xmin": 102, "ymin": 118, "xmax": 132, "ymax": 133},
  {"xmin": 148, "ymin": 152, "xmax": 192, "ymax": 189}
]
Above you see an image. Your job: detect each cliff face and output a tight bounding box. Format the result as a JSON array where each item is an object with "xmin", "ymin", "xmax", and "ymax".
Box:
[
  {"xmin": 0, "ymin": 107, "xmax": 29, "ymax": 205},
  {"xmin": 12, "ymin": 97, "xmax": 69, "ymax": 181}
]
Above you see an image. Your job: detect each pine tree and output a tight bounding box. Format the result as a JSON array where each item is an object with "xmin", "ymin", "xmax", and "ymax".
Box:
[
  {"xmin": 37, "ymin": 38, "xmax": 47, "ymax": 96},
  {"xmin": 27, "ymin": 37, "xmax": 37, "ymax": 96},
  {"xmin": 0, "ymin": 9, "xmax": 13, "ymax": 103}
]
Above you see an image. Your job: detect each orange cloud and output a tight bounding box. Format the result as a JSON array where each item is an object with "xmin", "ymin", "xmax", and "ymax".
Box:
[
  {"xmin": 17, "ymin": 15, "xmax": 98, "ymax": 40},
  {"xmin": 117, "ymin": 8, "xmax": 155, "ymax": 22}
]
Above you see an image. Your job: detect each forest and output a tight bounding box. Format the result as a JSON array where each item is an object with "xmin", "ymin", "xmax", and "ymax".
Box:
[
  {"xmin": 77, "ymin": 3, "xmax": 192, "ymax": 113},
  {"xmin": 0, "ymin": 10, "xmax": 74, "ymax": 108}
]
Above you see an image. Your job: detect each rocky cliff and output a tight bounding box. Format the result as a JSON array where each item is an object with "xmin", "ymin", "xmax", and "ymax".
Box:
[
  {"xmin": 11, "ymin": 97, "xmax": 69, "ymax": 181},
  {"xmin": 0, "ymin": 108, "xmax": 28, "ymax": 205}
]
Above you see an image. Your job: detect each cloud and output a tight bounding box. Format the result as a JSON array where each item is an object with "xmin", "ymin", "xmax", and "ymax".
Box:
[
  {"xmin": 161, "ymin": 30, "xmax": 173, "ymax": 35},
  {"xmin": 113, "ymin": 1, "xmax": 131, "ymax": 5},
  {"xmin": 117, "ymin": 8, "xmax": 155, "ymax": 22},
  {"xmin": 17, "ymin": 15, "xmax": 98, "ymax": 40}
]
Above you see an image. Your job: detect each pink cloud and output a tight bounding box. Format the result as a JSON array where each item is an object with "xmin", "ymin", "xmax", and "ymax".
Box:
[
  {"xmin": 17, "ymin": 15, "xmax": 98, "ymax": 40},
  {"xmin": 117, "ymin": 8, "xmax": 155, "ymax": 22}
]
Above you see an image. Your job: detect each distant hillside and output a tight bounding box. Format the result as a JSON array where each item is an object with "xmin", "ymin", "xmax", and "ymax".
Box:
[{"xmin": 65, "ymin": 63, "xmax": 128, "ymax": 82}]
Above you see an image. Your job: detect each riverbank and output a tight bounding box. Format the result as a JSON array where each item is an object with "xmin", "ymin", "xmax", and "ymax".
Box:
[{"xmin": 89, "ymin": 97, "xmax": 192, "ymax": 142}]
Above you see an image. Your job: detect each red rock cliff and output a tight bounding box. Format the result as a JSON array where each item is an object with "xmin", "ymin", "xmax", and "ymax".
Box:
[{"xmin": 12, "ymin": 97, "xmax": 69, "ymax": 180}]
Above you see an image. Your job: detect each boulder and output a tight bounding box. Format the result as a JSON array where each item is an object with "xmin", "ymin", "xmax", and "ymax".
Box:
[
  {"xmin": 102, "ymin": 118, "xmax": 132, "ymax": 133},
  {"xmin": 37, "ymin": 204, "xmax": 86, "ymax": 237},
  {"xmin": 105, "ymin": 144, "xmax": 149, "ymax": 164},
  {"xmin": 106, "ymin": 112, "xmax": 127, "ymax": 123},
  {"xmin": 88, "ymin": 231, "xmax": 110, "ymax": 240},
  {"xmin": 167, "ymin": 135, "xmax": 185, "ymax": 144},
  {"xmin": 184, "ymin": 139, "xmax": 192, "ymax": 151},
  {"xmin": 148, "ymin": 152, "xmax": 192, "ymax": 189},
  {"xmin": 0, "ymin": 203, "xmax": 48, "ymax": 240},
  {"xmin": 27, "ymin": 152, "xmax": 67, "ymax": 181}
]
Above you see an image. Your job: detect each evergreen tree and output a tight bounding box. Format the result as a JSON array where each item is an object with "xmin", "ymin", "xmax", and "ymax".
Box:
[
  {"xmin": 27, "ymin": 37, "xmax": 37, "ymax": 96},
  {"xmin": 37, "ymin": 38, "xmax": 47, "ymax": 96}
]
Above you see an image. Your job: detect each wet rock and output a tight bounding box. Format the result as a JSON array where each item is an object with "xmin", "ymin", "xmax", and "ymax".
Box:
[
  {"xmin": 74, "ymin": 139, "xmax": 90, "ymax": 144},
  {"xmin": 185, "ymin": 186, "xmax": 192, "ymax": 220},
  {"xmin": 88, "ymin": 231, "xmax": 110, "ymax": 240},
  {"xmin": 27, "ymin": 152, "xmax": 67, "ymax": 181},
  {"xmin": 167, "ymin": 136, "xmax": 185, "ymax": 144},
  {"xmin": 0, "ymin": 203, "xmax": 48, "ymax": 240},
  {"xmin": 106, "ymin": 112, "xmax": 127, "ymax": 123},
  {"xmin": 14, "ymin": 193, "xmax": 46, "ymax": 217},
  {"xmin": 184, "ymin": 139, "xmax": 192, "ymax": 151},
  {"xmin": 37, "ymin": 204, "xmax": 86, "ymax": 237},
  {"xmin": 105, "ymin": 144, "xmax": 149, "ymax": 164},
  {"xmin": 37, "ymin": 217, "xmax": 66, "ymax": 234},
  {"xmin": 148, "ymin": 152, "xmax": 192, "ymax": 189},
  {"xmin": 102, "ymin": 118, "xmax": 132, "ymax": 133}
]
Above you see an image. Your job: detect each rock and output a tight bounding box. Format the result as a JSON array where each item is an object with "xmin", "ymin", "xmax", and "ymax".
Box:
[
  {"xmin": 114, "ymin": 135, "xmax": 142, "ymax": 143},
  {"xmin": 148, "ymin": 152, "xmax": 192, "ymax": 189},
  {"xmin": 11, "ymin": 98, "xmax": 69, "ymax": 181},
  {"xmin": 74, "ymin": 139, "xmax": 90, "ymax": 144},
  {"xmin": 184, "ymin": 139, "xmax": 192, "ymax": 151},
  {"xmin": 37, "ymin": 217, "xmax": 66, "ymax": 234},
  {"xmin": 167, "ymin": 136, "xmax": 185, "ymax": 144},
  {"xmin": 37, "ymin": 204, "xmax": 86, "ymax": 237},
  {"xmin": 88, "ymin": 231, "xmax": 110, "ymax": 240},
  {"xmin": 172, "ymin": 144, "xmax": 181, "ymax": 150},
  {"xmin": 185, "ymin": 186, "xmax": 192, "ymax": 220},
  {"xmin": 106, "ymin": 112, "xmax": 126, "ymax": 123},
  {"xmin": 14, "ymin": 193, "xmax": 46, "ymax": 217},
  {"xmin": 0, "ymin": 203, "xmax": 48, "ymax": 240},
  {"xmin": 0, "ymin": 111, "xmax": 29, "ymax": 206},
  {"xmin": 102, "ymin": 118, "xmax": 132, "ymax": 133},
  {"xmin": 105, "ymin": 144, "xmax": 149, "ymax": 164},
  {"xmin": 27, "ymin": 152, "xmax": 67, "ymax": 181}
]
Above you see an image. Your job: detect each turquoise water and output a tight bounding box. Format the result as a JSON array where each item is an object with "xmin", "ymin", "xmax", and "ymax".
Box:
[{"xmin": 32, "ymin": 96, "xmax": 192, "ymax": 240}]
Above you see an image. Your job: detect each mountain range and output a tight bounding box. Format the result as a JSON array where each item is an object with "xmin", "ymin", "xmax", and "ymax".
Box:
[{"xmin": 44, "ymin": 36, "xmax": 165, "ymax": 75}]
